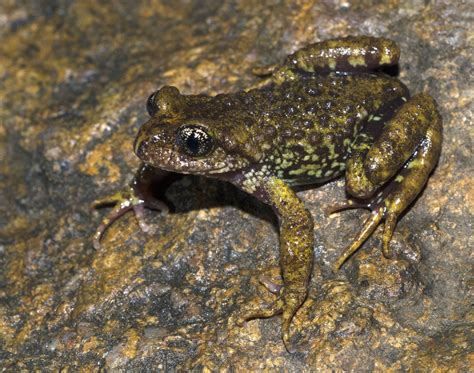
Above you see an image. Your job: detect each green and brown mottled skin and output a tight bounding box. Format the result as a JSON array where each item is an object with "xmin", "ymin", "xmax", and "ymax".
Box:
[{"xmin": 93, "ymin": 36, "xmax": 442, "ymax": 350}]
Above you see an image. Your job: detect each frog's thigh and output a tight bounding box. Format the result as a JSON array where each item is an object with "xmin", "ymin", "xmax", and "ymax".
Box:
[
  {"xmin": 286, "ymin": 36, "xmax": 400, "ymax": 74},
  {"xmin": 264, "ymin": 177, "xmax": 314, "ymax": 346},
  {"xmin": 346, "ymin": 93, "xmax": 440, "ymax": 198}
]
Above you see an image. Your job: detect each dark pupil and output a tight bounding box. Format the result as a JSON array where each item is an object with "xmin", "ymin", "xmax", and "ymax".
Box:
[
  {"xmin": 185, "ymin": 133, "xmax": 201, "ymax": 155},
  {"xmin": 178, "ymin": 126, "xmax": 214, "ymax": 156}
]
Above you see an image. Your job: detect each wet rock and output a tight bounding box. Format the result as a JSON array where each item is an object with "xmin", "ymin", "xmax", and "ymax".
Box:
[{"xmin": 0, "ymin": 0, "xmax": 471, "ymax": 370}]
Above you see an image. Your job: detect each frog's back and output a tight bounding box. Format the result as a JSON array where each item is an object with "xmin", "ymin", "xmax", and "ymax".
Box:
[
  {"xmin": 170, "ymin": 73, "xmax": 408, "ymax": 185},
  {"xmin": 239, "ymin": 73, "xmax": 409, "ymax": 184},
  {"xmin": 257, "ymin": 73, "xmax": 408, "ymax": 140}
]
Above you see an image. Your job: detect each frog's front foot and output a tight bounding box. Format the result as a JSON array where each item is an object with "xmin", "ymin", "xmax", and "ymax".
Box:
[
  {"xmin": 92, "ymin": 165, "xmax": 174, "ymax": 249},
  {"xmin": 235, "ymin": 276, "xmax": 308, "ymax": 352},
  {"xmin": 92, "ymin": 185, "xmax": 168, "ymax": 250},
  {"xmin": 236, "ymin": 293, "xmax": 294, "ymax": 350}
]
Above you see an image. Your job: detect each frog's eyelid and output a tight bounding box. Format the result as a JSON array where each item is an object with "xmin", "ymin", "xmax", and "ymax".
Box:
[{"xmin": 146, "ymin": 91, "xmax": 159, "ymax": 116}]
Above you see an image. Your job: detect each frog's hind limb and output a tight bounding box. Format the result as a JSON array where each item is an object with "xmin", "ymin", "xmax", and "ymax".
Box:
[
  {"xmin": 284, "ymin": 35, "xmax": 400, "ymax": 75},
  {"xmin": 248, "ymin": 36, "xmax": 401, "ymax": 90},
  {"xmin": 332, "ymin": 93, "xmax": 442, "ymax": 271},
  {"xmin": 236, "ymin": 177, "xmax": 314, "ymax": 352},
  {"xmin": 92, "ymin": 164, "xmax": 171, "ymax": 249}
]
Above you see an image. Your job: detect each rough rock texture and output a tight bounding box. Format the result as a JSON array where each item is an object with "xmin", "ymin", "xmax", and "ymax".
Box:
[{"xmin": 0, "ymin": 0, "xmax": 472, "ymax": 370}]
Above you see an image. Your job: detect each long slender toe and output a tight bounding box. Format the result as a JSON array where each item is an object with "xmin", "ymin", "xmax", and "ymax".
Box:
[
  {"xmin": 93, "ymin": 201, "xmax": 135, "ymax": 249},
  {"xmin": 281, "ymin": 309, "xmax": 295, "ymax": 353},
  {"xmin": 92, "ymin": 185, "xmax": 169, "ymax": 249},
  {"xmin": 326, "ymin": 199, "xmax": 370, "ymax": 217},
  {"xmin": 382, "ymin": 213, "xmax": 398, "ymax": 258},
  {"xmin": 332, "ymin": 207, "xmax": 385, "ymax": 272},
  {"xmin": 236, "ymin": 298, "xmax": 283, "ymax": 326},
  {"xmin": 259, "ymin": 275, "xmax": 283, "ymax": 295}
]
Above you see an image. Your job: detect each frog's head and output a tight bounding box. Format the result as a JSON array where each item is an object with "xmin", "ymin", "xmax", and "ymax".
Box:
[{"xmin": 134, "ymin": 86, "xmax": 264, "ymax": 175}]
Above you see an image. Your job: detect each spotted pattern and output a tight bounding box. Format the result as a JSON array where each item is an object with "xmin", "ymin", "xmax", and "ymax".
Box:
[{"xmin": 228, "ymin": 73, "xmax": 408, "ymax": 189}]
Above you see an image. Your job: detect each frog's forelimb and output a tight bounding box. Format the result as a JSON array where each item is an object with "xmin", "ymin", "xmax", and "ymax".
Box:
[{"xmin": 235, "ymin": 177, "xmax": 313, "ymax": 351}]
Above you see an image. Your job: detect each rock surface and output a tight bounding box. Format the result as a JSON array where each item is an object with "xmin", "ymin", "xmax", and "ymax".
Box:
[{"xmin": 0, "ymin": 0, "xmax": 472, "ymax": 370}]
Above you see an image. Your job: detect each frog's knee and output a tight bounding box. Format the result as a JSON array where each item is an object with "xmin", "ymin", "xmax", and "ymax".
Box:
[
  {"xmin": 345, "ymin": 155, "xmax": 378, "ymax": 198},
  {"xmin": 363, "ymin": 157, "xmax": 394, "ymax": 188},
  {"xmin": 363, "ymin": 93, "xmax": 439, "ymax": 186}
]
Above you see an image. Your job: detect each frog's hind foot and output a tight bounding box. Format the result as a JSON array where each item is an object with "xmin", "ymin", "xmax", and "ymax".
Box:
[
  {"xmin": 236, "ymin": 298, "xmax": 284, "ymax": 326},
  {"xmin": 331, "ymin": 161, "xmax": 440, "ymax": 273},
  {"xmin": 92, "ymin": 186, "xmax": 168, "ymax": 250},
  {"xmin": 326, "ymin": 199, "xmax": 371, "ymax": 216},
  {"xmin": 333, "ymin": 94, "xmax": 442, "ymax": 272}
]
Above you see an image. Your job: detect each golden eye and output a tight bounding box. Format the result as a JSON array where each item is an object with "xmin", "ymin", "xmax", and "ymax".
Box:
[{"xmin": 176, "ymin": 125, "xmax": 215, "ymax": 157}]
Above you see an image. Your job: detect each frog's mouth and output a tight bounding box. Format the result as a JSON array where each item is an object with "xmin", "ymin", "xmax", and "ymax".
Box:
[{"xmin": 136, "ymin": 141, "xmax": 247, "ymax": 175}]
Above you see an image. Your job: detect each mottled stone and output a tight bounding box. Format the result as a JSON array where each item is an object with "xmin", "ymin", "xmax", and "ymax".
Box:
[{"xmin": 0, "ymin": 0, "xmax": 472, "ymax": 370}]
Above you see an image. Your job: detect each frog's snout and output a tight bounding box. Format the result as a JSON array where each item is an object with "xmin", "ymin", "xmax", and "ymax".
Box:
[
  {"xmin": 133, "ymin": 129, "xmax": 146, "ymax": 157},
  {"xmin": 134, "ymin": 131, "xmax": 158, "ymax": 164},
  {"xmin": 134, "ymin": 120, "xmax": 176, "ymax": 167},
  {"xmin": 133, "ymin": 120, "xmax": 156, "ymax": 159}
]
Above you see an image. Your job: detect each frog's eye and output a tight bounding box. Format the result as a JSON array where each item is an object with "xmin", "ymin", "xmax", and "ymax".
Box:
[
  {"xmin": 146, "ymin": 91, "xmax": 159, "ymax": 116},
  {"xmin": 176, "ymin": 125, "xmax": 215, "ymax": 157}
]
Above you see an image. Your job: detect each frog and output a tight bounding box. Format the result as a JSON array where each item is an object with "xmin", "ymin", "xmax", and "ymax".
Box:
[{"xmin": 93, "ymin": 36, "xmax": 442, "ymax": 350}]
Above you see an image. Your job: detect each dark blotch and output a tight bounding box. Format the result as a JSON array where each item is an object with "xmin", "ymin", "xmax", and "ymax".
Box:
[
  {"xmin": 346, "ymin": 117, "xmax": 356, "ymax": 126},
  {"xmin": 282, "ymin": 128, "xmax": 294, "ymax": 138},
  {"xmin": 280, "ymin": 105, "xmax": 297, "ymax": 116},
  {"xmin": 293, "ymin": 119, "xmax": 303, "ymax": 127},
  {"xmin": 342, "ymin": 104, "xmax": 354, "ymax": 114},
  {"xmin": 293, "ymin": 130, "xmax": 305, "ymax": 140},
  {"xmin": 309, "ymin": 132, "xmax": 322, "ymax": 145},
  {"xmin": 303, "ymin": 119, "xmax": 314, "ymax": 128},
  {"xmin": 245, "ymin": 119, "xmax": 254, "ymax": 127},
  {"xmin": 287, "ymin": 106, "xmax": 297, "ymax": 116},
  {"xmin": 264, "ymin": 125, "xmax": 277, "ymax": 137},
  {"xmin": 306, "ymin": 87, "xmax": 320, "ymax": 96},
  {"xmin": 243, "ymin": 96, "xmax": 254, "ymax": 105},
  {"xmin": 319, "ymin": 114, "xmax": 329, "ymax": 126}
]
